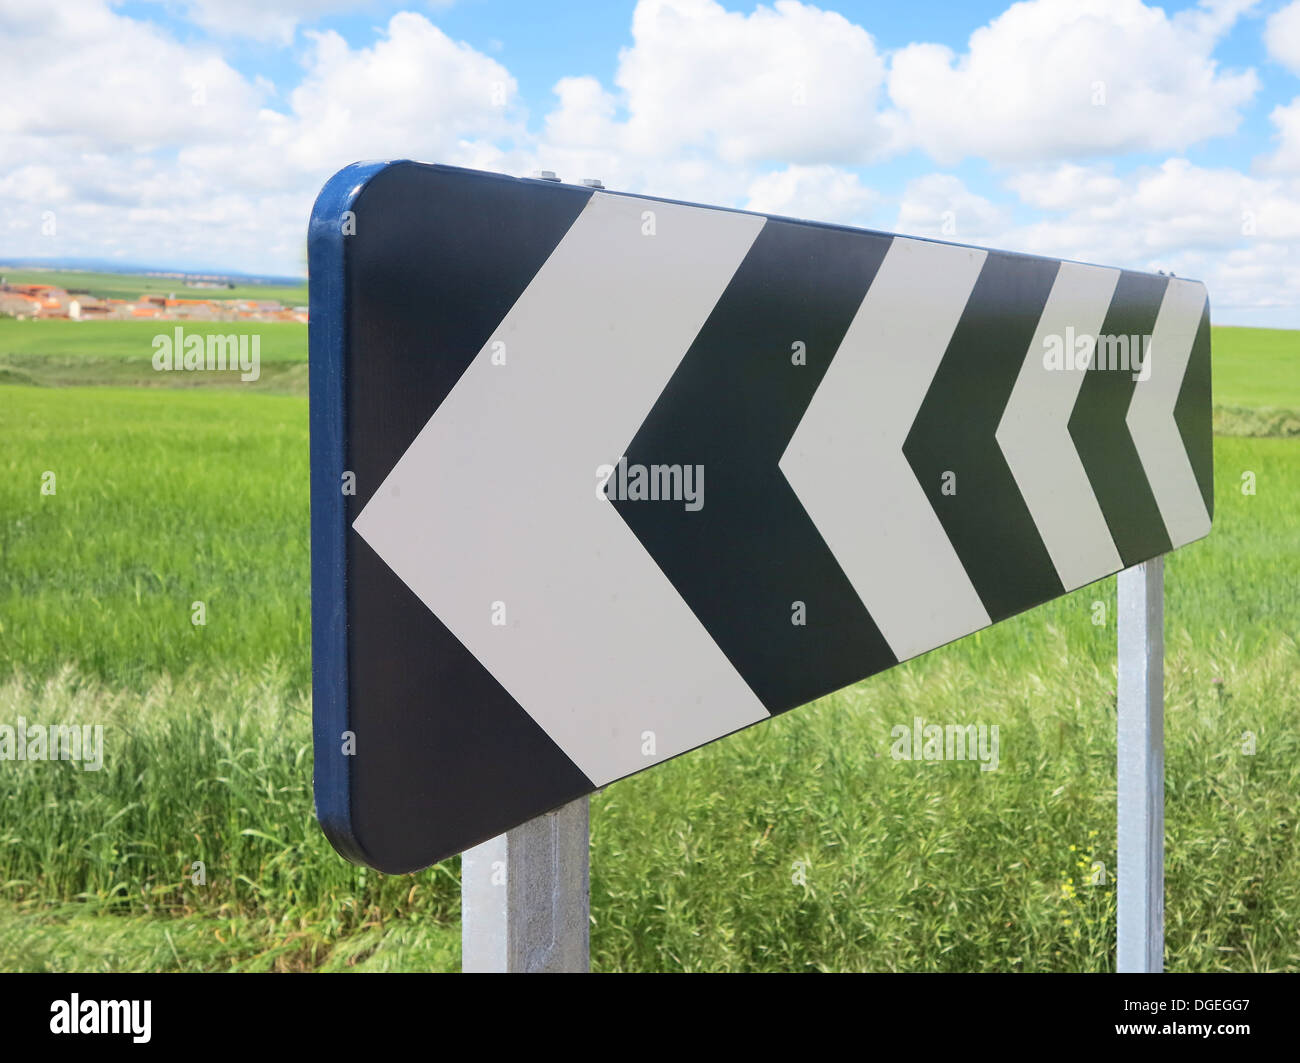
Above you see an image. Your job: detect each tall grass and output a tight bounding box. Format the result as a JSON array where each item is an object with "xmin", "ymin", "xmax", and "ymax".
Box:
[
  {"xmin": 0, "ymin": 667, "xmax": 461, "ymax": 971},
  {"xmin": 589, "ymin": 633, "xmax": 1300, "ymax": 972},
  {"xmin": 0, "ymin": 387, "xmax": 310, "ymax": 687},
  {"xmin": 0, "ymin": 382, "xmax": 1297, "ymax": 971},
  {"xmin": 0, "ymin": 632, "xmax": 1294, "ymax": 972}
]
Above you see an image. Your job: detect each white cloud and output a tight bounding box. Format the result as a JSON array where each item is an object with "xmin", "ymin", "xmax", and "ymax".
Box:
[
  {"xmin": 1267, "ymin": 0, "xmax": 1300, "ymax": 74},
  {"xmin": 1013, "ymin": 158, "xmax": 1300, "ymax": 257},
  {"xmin": 894, "ymin": 174, "xmax": 1011, "ymax": 242},
  {"xmin": 543, "ymin": 76, "xmax": 618, "ymax": 151},
  {"xmin": 530, "ymin": 74, "xmax": 758, "ymax": 205},
  {"xmin": 1208, "ymin": 241, "xmax": 1300, "ymax": 312},
  {"xmin": 0, "ymin": 0, "xmax": 264, "ymax": 153},
  {"xmin": 277, "ymin": 15, "xmax": 520, "ymax": 174},
  {"xmin": 525, "ymin": 1, "xmax": 900, "ymax": 212},
  {"xmin": 0, "ymin": 6, "xmax": 518, "ymax": 274},
  {"xmin": 865, "ymin": 158, "xmax": 1300, "ymax": 320},
  {"xmin": 1006, "ymin": 163, "xmax": 1125, "ymax": 210},
  {"xmin": 531, "ymin": 76, "xmax": 630, "ymax": 188},
  {"xmin": 1003, "ymin": 158, "xmax": 1300, "ymax": 314},
  {"xmin": 744, "ymin": 165, "xmax": 879, "ymax": 226},
  {"xmin": 888, "ymin": 0, "xmax": 1259, "ymax": 165},
  {"xmin": 175, "ymin": 0, "xmax": 373, "ymax": 46},
  {"xmin": 0, "ymin": 0, "xmax": 1295, "ymax": 325},
  {"xmin": 1267, "ymin": 97, "xmax": 1300, "ymax": 172},
  {"xmin": 613, "ymin": 0, "xmax": 896, "ymax": 165}
]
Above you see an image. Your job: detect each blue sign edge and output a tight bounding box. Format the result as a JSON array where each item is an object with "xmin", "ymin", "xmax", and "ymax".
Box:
[{"xmin": 307, "ymin": 159, "xmax": 408, "ymax": 867}]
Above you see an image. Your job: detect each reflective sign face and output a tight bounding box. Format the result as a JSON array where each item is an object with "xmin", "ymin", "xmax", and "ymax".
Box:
[{"xmin": 309, "ymin": 160, "xmax": 1212, "ymax": 873}]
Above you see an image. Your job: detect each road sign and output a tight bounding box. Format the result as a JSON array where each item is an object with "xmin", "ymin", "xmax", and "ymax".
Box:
[{"xmin": 309, "ymin": 160, "xmax": 1213, "ymax": 873}]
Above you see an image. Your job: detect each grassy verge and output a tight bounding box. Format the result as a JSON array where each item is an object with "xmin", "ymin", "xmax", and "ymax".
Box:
[
  {"xmin": 1, "ymin": 628, "xmax": 1294, "ymax": 972},
  {"xmin": 0, "ymin": 319, "xmax": 310, "ymax": 395},
  {"xmin": 1211, "ymin": 326, "xmax": 1300, "ymax": 409},
  {"xmin": 0, "ymin": 667, "xmax": 462, "ymax": 972},
  {"xmin": 0, "ymin": 319, "xmax": 307, "ymax": 361},
  {"xmin": 0, "ymin": 904, "xmax": 459, "ymax": 972},
  {"xmin": 0, "ymin": 317, "xmax": 1294, "ymax": 971},
  {"xmin": 590, "ymin": 633, "xmax": 1299, "ymax": 972},
  {"xmin": 0, "ymin": 387, "xmax": 310, "ymax": 687},
  {"xmin": 0, "ymin": 354, "xmax": 308, "ymax": 395},
  {"xmin": 1213, "ymin": 404, "xmax": 1300, "ymax": 438},
  {"xmin": 0, "ymin": 378, "xmax": 1296, "ymax": 970}
]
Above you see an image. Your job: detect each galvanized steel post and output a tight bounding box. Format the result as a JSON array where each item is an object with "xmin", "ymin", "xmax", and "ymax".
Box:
[
  {"xmin": 461, "ymin": 796, "xmax": 589, "ymax": 972},
  {"xmin": 1117, "ymin": 557, "xmax": 1165, "ymax": 973}
]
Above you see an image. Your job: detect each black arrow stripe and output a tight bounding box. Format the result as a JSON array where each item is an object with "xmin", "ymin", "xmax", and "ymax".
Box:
[
  {"xmin": 335, "ymin": 164, "xmax": 596, "ymax": 872},
  {"xmin": 348, "ymin": 164, "xmax": 596, "ymax": 511},
  {"xmin": 1173, "ymin": 294, "xmax": 1214, "ymax": 521},
  {"xmin": 903, "ymin": 250, "xmax": 1065, "ymax": 622},
  {"xmin": 611, "ymin": 219, "xmax": 897, "ymax": 713},
  {"xmin": 318, "ymin": 160, "xmax": 1221, "ymax": 873},
  {"xmin": 1068, "ymin": 270, "xmax": 1173, "ymax": 566}
]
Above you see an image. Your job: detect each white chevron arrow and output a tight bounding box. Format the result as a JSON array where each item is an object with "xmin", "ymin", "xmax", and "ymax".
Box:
[
  {"xmin": 352, "ymin": 191, "xmax": 768, "ymax": 787},
  {"xmin": 1127, "ymin": 278, "xmax": 1211, "ymax": 549},
  {"xmin": 996, "ymin": 261, "xmax": 1123, "ymax": 591},
  {"xmin": 780, "ymin": 236, "xmax": 992, "ymax": 662}
]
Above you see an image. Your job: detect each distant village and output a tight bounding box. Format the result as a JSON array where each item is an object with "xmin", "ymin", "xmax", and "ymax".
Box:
[{"xmin": 0, "ymin": 279, "xmax": 307, "ymax": 324}]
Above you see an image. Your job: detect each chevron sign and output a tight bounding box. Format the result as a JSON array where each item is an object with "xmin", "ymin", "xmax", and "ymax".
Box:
[{"xmin": 308, "ymin": 161, "xmax": 1213, "ymax": 873}]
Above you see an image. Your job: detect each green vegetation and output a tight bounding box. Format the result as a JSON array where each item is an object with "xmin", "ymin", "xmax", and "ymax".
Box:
[
  {"xmin": 0, "ymin": 319, "xmax": 306, "ymax": 362},
  {"xmin": 0, "ymin": 320, "xmax": 309, "ymax": 396},
  {"xmin": 0, "ymin": 318, "xmax": 304, "ymax": 361},
  {"xmin": 1213, "ymin": 405, "xmax": 1300, "ymax": 438},
  {"xmin": 0, "ymin": 267, "xmax": 307, "ymax": 306},
  {"xmin": 1211, "ymin": 326, "xmax": 1300, "ymax": 410},
  {"xmin": 0, "ymin": 318, "xmax": 1293, "ymax": 412},
  {"xmin": 0, "ymin": 356, "xmax": 309, "ymax": 395},
  {"xmin": 0, "ymin": 309, "xmax": 1296, "ymax": 972},
  {"xmin": 0, "ymin": 667, "xmax": 461, "ymax": 972},
  {"xmin": 0, "ymin": 388, "xmax": 310, "ymax": 686}
]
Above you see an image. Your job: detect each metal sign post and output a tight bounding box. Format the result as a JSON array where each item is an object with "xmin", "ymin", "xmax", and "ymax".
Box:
[
  {"xmin": 461, "ymin": 796, "xmax": 590, "ymax": 972},
  {"xmin": 1117, "ymin": 557, "xmax": 1165, "ymax": 973}
]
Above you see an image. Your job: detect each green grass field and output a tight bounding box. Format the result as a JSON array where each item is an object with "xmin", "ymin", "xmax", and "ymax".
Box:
[
  {"xmin": 0, "ymin": 319, "xmax": 308, "ymax": 394},
  {"xmin": 0, "ymin": 319, "xmax": 307, "ymax": 361},
  {"xmin": 1190, "ymin": 326, "xmax": 1299, "ymax": 410},
  {"xmin": 0, "ymin": 316, "xmax": 1296, "ymax": 971},
  {"xmin": 0, "ymin": 267, "xmax": 307, "ymax": 306}
]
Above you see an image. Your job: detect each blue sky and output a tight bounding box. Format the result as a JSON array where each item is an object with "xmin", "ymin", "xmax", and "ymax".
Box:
[{"xmin": 3, "ymin": 0, "xmax": 1300, "ymax": 325}]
